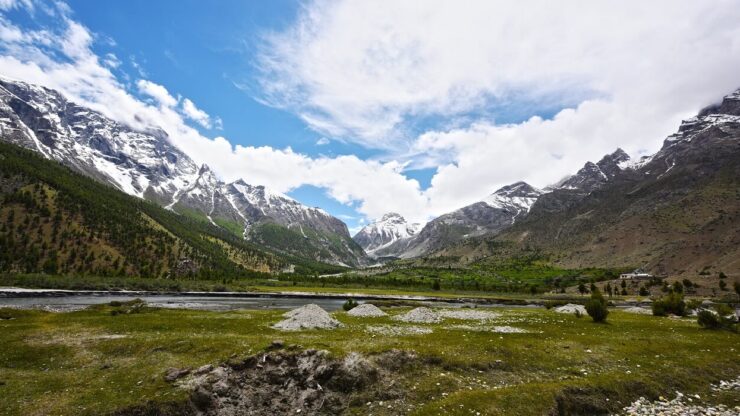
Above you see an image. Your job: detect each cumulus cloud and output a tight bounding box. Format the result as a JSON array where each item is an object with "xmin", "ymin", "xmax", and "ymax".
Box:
[
  {"xmin": 136, "ymin": 79, "xmax": 178, "ymax": 108},
  {"xmin": 0, "ymin": 0, "xmax": 33, "ymax": 11},
  {"xmin": 0, "ymin": 1, "xmax": 430, "ymax": 223},
  {"xmin": 255, "ymin": 0, "xmax": 740, "ymax": 216},
  {"xmin": 3, "ymin": 0, "xmax": 740, "ymax": 227},
  {"xmin": 181, "ymin": 98, "xmax": 213, "ymax": 128}
]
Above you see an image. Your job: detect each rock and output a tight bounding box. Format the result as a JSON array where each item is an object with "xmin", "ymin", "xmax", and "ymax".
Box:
[
  {"xmin": 164, "ymin": 367, "xmax": 191, "ymax": 382},
  {"xmin": 185, "ymin": 349, "xmax": 413, "ymax": 415},
  {"xmin": 190, "ymin": 386, "xmax": 213, "ymax": 410},
  {"xmin": 269, "ymin": 340, "xmax": 285, "ymax": 349},
  {"xmin": 554, "ymin": 304, "xmax": 587, "ymax": 315},
  {"xmin": 194, "ymin": 364, "xmax": 213, "ymax": 375}
]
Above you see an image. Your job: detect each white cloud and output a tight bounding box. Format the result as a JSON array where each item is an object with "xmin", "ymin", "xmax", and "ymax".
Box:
[
  {"xmin": 0, "ymin": 2, "xmax": 430, "ymax": 224},
  {"xmin": 255, "ymin": 0, "xmax": 740, "ymax": 217},
  {"xmin": 3, "ymin": 0, "xmax": 740, "ymax": 228},
  {"xmin": 315, "ymin": 137, "xmax": 329, "ymax": 146},
  {"xmin": 258, "ymin": 0, "xmax": 740, "ymax": 152},
  {"xmin": 0, "ymin": 0, "xmax": 33, "ymax": 12},
  {"xmin": 181, "ymin": 98, "xmax": 212, "ymax": 128},
  {"xmin": 137, "ymin": 79, "xmax": 178, "ymax": 108}
]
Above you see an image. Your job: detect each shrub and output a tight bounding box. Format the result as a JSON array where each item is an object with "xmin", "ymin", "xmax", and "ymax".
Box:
[
  {"xmin": 639, "ymin": 286, "xmax": 649, "ymax": 296},
  {"xmin": 585, "ymin": 288, "xmax": 609, "ymax": 323},
  {"xmin": 544, "ymin": 300, "xmax": 568, "ymax": 310},
  {"xmin": 431, "ymin": 280, "xmax": 441, "ymax": 291},
  {"xmin": 719, "ymin": 280, "xmax": 727, "ymax": 291},
  {"xmin": 342, "ymin": 298, "xmax": 358, "ymax": 311},
  {"xmin": 698, "ymin": 305, "xmax": 738, "ymax": 331},
  {"xmin": 652, "ymin": 292, "xmax": 686, "ymax": 317},
  {"xmin": 697, "ymin": 310, "xmax": 721, "ymax": 329}
]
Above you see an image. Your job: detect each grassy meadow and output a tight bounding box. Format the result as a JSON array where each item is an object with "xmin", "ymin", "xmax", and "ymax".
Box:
[{"xmin": 0, "ymin": 303, "xmax": 738, "ymax": 415}]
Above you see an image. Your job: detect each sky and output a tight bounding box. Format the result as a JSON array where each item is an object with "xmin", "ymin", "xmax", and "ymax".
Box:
[{"xmin": 1, "ymin": 0, "xmax": 740, "ymax": 234}]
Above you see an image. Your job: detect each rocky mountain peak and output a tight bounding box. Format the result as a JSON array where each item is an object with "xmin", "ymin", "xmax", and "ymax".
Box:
[
  {"xmin": 697, "ymin": 87, "xmax": 740, "ymax": 118},
  {"xmin": 379, "ymin": 212, "xmax": 405, "ymax": 222},
  {"xmin": 0, "ymin": 77, "xmax": 367, "ymax": 267},
  {"xmin": 554, "ymin": 148, "xmax": 631, "ymax": 193},
  {"xmin": 492, "ymin": 181, "xmax": 542, "ymax": 198},
  {"xmin": 353, "ymin": 212, "xmax": 421, "ymax": 257}
]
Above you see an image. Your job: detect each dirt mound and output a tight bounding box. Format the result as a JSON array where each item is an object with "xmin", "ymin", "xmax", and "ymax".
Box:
[
  {"xmin": 274, "ymin": 304, "xmax": 343, "ymax": 330},
  {"xmin": 554, "ymin": 304, "xmax": 587, "ymax": 315},
  {"xmin": 393, "ymin": 307, "xmax": 441, "ymax": 323},
  {"xmin": 439, "ymin": 309, "xmax": 500, "ymax": 321},
  {"xmin": 179, "ymin": 349, "xmax": 416, "ymax": 415},
  {"xmin": 347, "ymin": 303, "xmax": 387, "ymax": 317}
]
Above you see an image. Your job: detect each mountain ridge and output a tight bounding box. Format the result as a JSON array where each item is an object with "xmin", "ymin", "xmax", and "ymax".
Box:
[{"xmin": 0, "ymin": 76, "xmax": 367, "ymax": 267}]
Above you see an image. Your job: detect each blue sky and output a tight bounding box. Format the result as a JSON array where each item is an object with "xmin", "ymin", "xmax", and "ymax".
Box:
[{"xmin": 2, "ymin": 0, "xmax": 739, "ymax": 233}]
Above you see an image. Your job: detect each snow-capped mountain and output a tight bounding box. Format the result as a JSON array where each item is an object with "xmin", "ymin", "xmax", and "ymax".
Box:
[
  {"xmin": 396, "ymin": 182, "xmax": 544, "ymax": 258},
  {"xmin": 462, "ymin": 87, "xmax": 740, "ymax": 276},
  {"xmin": 0, "ymin": 76, "xmax": 366, "ymax": 266},
  {"xmin": 353, "ymin": 213, "xmax": 421, "ymax": 258},
  {"xmin": 553, "ymin": 148, "xmax": 631, "ymax": 193}
]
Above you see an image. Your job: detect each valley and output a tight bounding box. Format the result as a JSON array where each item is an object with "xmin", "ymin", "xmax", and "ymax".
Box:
[{"xmin": 1, "ymin": 42, "xmax": 739, "ymax": 416}]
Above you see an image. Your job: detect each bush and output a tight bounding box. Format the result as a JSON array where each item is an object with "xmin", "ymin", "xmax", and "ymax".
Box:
[
  {"xmin": 585, "ymin": 288, "xmax": 609, "ymax": 323},
  {"xmin": 652, "ymin": 292, "xmax": 686, "ymax": 316},
  {"xmin": 639, "ymin": 286, "xmax": 649, "ymax": 296},
  {"xmin": 342, "ymin": 298, "xmax": 358, "ymax": 311},
  {"xmin": 544, "ymin": 300, "xmax": 568, "ymax": 310},
  {"xmin": 697, "ymin": 310, "xmax": 721, "ymax": 329},
  {"xmin": 431, "ymin": 280, "xmax": 441, "ymax": 291},
  {"xmin": 698, "ymin": 305, "xmax": 738, "ymax": 331}
]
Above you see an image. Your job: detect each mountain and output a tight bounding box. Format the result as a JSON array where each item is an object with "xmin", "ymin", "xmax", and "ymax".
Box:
[
  {"xmin": 0, "ymin": 76, "xmax": 366, "ymax": 267},
  {"xmin": 433, "ymin": 88, "xmax": 740, "ymax": 277},
  {"xmin": 397, "ymin": 182, "xmax": 544, "ymax": 258},
  {"xmin": 553, "ymin": 148, "xmax": 631, "ymax": 193},
  {"xmin": 0, "ymin": 141, "xmax": 294, "ymax": 278},
  {"xmin": 353, "ymin": 213, "xmax": 421, "ymax": 258}
]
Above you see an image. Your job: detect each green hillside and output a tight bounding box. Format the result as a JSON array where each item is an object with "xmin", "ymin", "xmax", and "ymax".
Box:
[{"xmin": 0, "ymin": 141, "xmax": 341, "ymax": 281}]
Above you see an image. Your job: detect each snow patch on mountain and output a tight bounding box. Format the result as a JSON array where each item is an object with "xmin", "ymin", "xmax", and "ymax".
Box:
[{"xmin": 353, "ymin": 213, "xmax": 421, "ymax": 256}]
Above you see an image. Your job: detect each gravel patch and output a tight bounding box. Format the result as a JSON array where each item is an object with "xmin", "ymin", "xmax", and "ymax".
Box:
[
  {"xmin": 621, "ymin": 394, "xmax": 739, "ymax": 415},
  {"xmin": 273, "ymin": 304, "xmax": 343, "ymax": 331},
  {"xmin": 1, "ymin": 304, "xmax": 89, "ymax": 313},
  {"xmin": 449, "ymin": 324, "xmax": 529, "ymax": 333},
  {"xmin": 438, "ymin": 309, "xmax": 500, "ymax": 321},
  {"xmin": 393, "ymin": 307, "xmax": 441, "ymax": 323},
  {"xmin": 554, "ymin": 304, "xmax": 587, "ymax": 315},
  {"xmin": 347, "ymin": 303, "xmax": 387, "ymax": 317},
  {"xmin": 622, "ymin": 307, "xmax": 653, "ymax": 315},
  {"xmin": 712, "ymin": 376, "xmax": 740, "ymax": 391},
  {"xmin": 366, "ymin": 325, "xmax": 433, "ymax": 336}
]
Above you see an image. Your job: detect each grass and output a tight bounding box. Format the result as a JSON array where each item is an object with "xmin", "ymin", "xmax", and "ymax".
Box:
[{"xmin": 0, "ymin": 304, "xmax": 738, "ymax": 415}]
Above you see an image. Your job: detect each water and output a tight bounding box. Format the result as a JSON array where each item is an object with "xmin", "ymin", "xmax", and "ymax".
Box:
[{"xmin": 0, "ymin": 294, "xmax": 349, "ymax": 312}]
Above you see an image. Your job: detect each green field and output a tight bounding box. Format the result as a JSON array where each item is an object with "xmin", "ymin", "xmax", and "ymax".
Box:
[{"xmin": 0, "ymin": 303, "xmax": 738, "ymax": 415}]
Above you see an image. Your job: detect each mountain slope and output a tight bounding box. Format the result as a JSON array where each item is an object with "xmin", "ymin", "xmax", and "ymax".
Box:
[
  {"xmin": 353, "ymin": 213, "xmax": 421, "ymax": 258},
  {"xmin": 433, "ymin": 89, "xmax": 740, "ymax": 277},
  {"xmin": 0, "ymin": 141, "xmax": 295, "ymax": 278},
  {"xmin": 398, "ymin": 182, "xmax": 543, "ymax": 258},
  {"xmin": 0, "ymin": 76, "xmax": 366, "ymax": 266}
]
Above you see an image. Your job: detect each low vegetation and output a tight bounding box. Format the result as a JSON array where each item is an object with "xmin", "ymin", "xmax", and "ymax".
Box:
[{"xmin": 0, "ymin": 305, "xmax": 738, "ymax": 415}]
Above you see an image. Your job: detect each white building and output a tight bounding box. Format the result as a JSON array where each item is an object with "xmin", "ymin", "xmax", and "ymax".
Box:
[{"xmin": 619, "ymin": 269, "xmax": 653, "ymax": 280}]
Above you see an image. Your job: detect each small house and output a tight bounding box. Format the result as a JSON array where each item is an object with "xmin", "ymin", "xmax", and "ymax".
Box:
[{"xmin": 619, "ymin": 269, "xmax": 653, "ymax": 280}]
